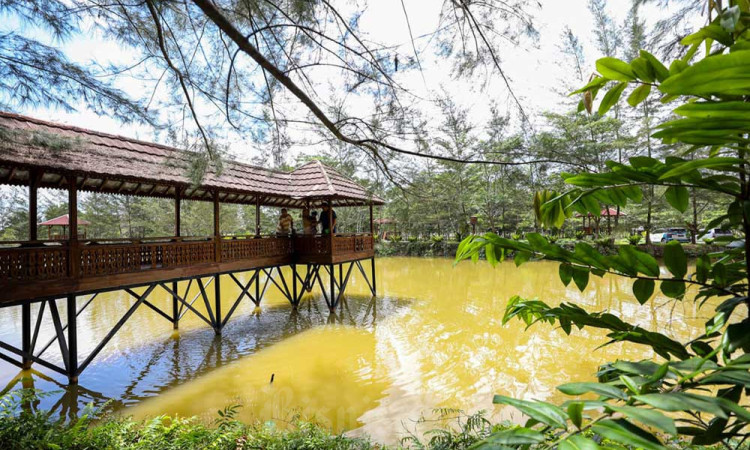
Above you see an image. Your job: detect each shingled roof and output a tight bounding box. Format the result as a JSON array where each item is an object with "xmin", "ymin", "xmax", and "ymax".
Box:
[{"xmin": 0, "ymin": 111, "xmax": 384, "ymax": 207}]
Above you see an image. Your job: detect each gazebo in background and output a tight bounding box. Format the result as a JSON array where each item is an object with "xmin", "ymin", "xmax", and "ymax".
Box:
[
  {"xmin": 374, "ymin": 218, "xmax": 397, "ymax": 240},
  {"xmin": 575, "ymin": 208, "xmax": 626, "ymax": 235},
  {"xmin": 39, "ymin": 214, "xmax": 90, "ymax": 240}
]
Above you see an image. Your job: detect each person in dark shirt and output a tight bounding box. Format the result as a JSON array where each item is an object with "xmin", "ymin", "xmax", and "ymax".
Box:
[{"xmin": 319, "ymin": 204, "xmax": 337, "ymax": 234}]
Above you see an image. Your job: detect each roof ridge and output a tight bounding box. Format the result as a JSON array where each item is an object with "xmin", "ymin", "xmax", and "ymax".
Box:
[{"xmin": 315, "ymin": 159, "xmax": 336, "ymax": 195}]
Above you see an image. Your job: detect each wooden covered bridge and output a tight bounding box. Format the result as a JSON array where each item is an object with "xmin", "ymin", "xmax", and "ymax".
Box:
[{"xmin": 0, "ymin": 111, "xmax": 383, "ymax": 383}]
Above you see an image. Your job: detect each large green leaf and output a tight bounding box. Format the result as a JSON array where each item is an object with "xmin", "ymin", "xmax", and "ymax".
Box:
[
  {"xmin": 663, "ymin": 241, "xmax": 687, "ymax": 278},
  {"xmin": 559, "ymin": 435, "xmax": 601, "ymax": 450},
  {"xmin": 480, "ymin": 428, "xmax": 545, "ymax": 446},
  {"xmin": 597, "ymin": 57, "xmax": 637, "ymax": 81},
  {"xmin": 492, "ymin": 394, "xmax": 568, "ymax": 429},
  {"xmin": 660, "ymin": 51, "xmax": 750, "ymax": 96},
  {"xmin": 572, "ymin": 266, "xmax": 590, "ymax": 292},
  {"xmin": 606, "ymin": 405, "xmax": 677, "ymax": 434},
  {"xmin": 634, "ymin": 393, "xmax": 728, "ymax": 418},
  {"xmin": 639, "ymin": 50, "xmax": 669, "ymax": 82},
  {"xmin": 633, "ymin": 279, "xmax": 655, "ymax": 305},
  {"xmin": 598, "ymin": 82, "xmax": 627, "ymax": 116},
  {"xmin": 567, "ymin": 401, "xmax": 584, "ymax": 429},
  {"xmin": 664, "ymin": 186, "xmax": 689, "ymax": 213},
  {"xmin": 592, "ymin": 419, "xmax": 665, "ymax": 450},
  {"xmin": 557, "ymin": 382, "xmax": 628, "ymax": 400},
  {"xmin": 660, "ymin": 280, "xmax": 686, "ymax": 299},
  {"xmin": 618, "ymin": 246, "xmax": 660, "ymax": 277},
  {"xmin": 627, "ymin": 84, "xmax": 652, "ymax": 107},
  {"xmin": 675, "ymin": 101, "xmax": 750, "ymax": 119}
]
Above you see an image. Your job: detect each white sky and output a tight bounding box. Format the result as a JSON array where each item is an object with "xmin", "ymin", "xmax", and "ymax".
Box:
[{"xmin": 2, "ymin": 0, "xmax": 681, "ymax": 166}]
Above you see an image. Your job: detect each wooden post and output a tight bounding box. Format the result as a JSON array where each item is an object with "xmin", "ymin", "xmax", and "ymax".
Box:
[
  {"xmin": 173, "ymin": 189, "xmax": 181, "ymax": 329},
  {"xmin": 292, "ymin": 264, "xmax": 297, "ymax": 308},
  {"xmin": 68, "ymin": 177, "xmax": 79, "ymax": 278},
  {"xmin": 214, "ymin": 190, "xmax": 221, "ymax": 263},
  {"xmin": 255, "ymin": 197, "xmax": 261, "ymax": 237},
  {"xmin": 371, "ymin": 257, "xmax": 377, "ymax": 296},
  {"xmin": 67, "ymin": 294, "xmax": 78, "ymax": 384},
  {"xmin": 329, "ymin": 264, "xmax": 335, "ymax": 312},
  {"xmin": 29, "ymin": 169, "xmax": 39, "ymax": 241},
  {"xmin": 175, "ymin": 189, "xmax": 181, "ymax": 237},
  {"xmin": 214, "ymin": 274, "xmax": 222, "ymax": 335},
  {"xmin": 21, "ymin": 303, "xmax": 31, "ymax": 369},
  {"xmin": 369, "ymin": 203, "xmax": 374, "ymax": 235}
]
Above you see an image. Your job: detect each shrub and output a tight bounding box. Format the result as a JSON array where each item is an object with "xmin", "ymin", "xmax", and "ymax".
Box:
[
  {"xmin": 574, "ymin": 230, "xmax": 586, "ymax": 240},
  {"xmin": 627, "ymin": 234, "xmax": 642, "ymax": 245},
  {"xmin": 389, "ymin": 234, "xmax": 402, "ymax": 242},
  {"xmin": 407, "ymin": 235, "xmax": 418, "ymax": 242},
  {"xmin": 704, "ymin": 237, "xmax": 715, "ymax": 245},
  {"xmin": 510, "ymin": 232, "xmax": 523, "ymax": 240},
  {"xmin": 430, "ymin": 234, "xmax": 444, "ymax": 243}
]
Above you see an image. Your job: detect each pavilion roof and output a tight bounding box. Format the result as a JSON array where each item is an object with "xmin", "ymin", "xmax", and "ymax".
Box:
[
  {"xmin": 574, "ymin": 208, "xmax": 627, "ymax": 218},
  {"xmin": 38, "ymin": 214, "xmax": 91, "ymax": 227},
  {"xmin": 0, "ymin": 112, "xmax": 384, "ymax": 207}
]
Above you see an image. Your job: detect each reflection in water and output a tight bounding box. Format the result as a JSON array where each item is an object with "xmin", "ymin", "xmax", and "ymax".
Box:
[{"xmin": 0, "ymin": 257, "xmax": 709, "ymax": 444}]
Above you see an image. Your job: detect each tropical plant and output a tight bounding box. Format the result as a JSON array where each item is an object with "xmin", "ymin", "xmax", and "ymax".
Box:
[
  {"xmin": 575, "ymin": 230, "xmax": 587, "ymax": 240},
  {"xmin": 457, "ymin": 3, "xmax": 750, "ymax": 448},
  {"xmin": 431, "ymin": 235, "xmax": 445, "ymax": 243},
  {"xmin": 628, "ymin": 234, "xmax": 643, "ymax": 245}
]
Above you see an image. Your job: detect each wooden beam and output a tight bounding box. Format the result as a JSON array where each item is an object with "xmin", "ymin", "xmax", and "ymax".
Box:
[
  {"xmin": 175, "ymin": 188, "xmax": 181, "ymax": 238},
  {"xmin": 29, "ymin": 169, "xmax": 40, "ymax": 241}
]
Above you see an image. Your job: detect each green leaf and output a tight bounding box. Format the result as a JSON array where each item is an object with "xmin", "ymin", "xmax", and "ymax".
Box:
[
  {"xmin": 633, "ymin": 279, "xmax": 655, "ymax": 305},
  {"xmin": 559, "ymin": 435, "xmax": 601, "ymax": 450},
  {"xmin": 572, "ymin": 266, "xmax": 590, "ymax": 292},
  {"xmin": 598, "ymin": 82, "xmax": 628, "ymax": 116},
  {"xmin": 634, "ymin": 393, "xmax": 728, "ymax": 418},
  {"xmin": 661, "ymin": 280, "xmax": 686, "ymax": 299},
  {"xmin": 558, "ymin": 382, "xmax": 628, "ymax": 400},
  {"xmin": 640, "ymin": 50, "xmax": 669, "ymax": 82},
  {"xmin": 567, "ymin": 401, "xmax": 584, "ymax": 429},
  {"xmin": 627, "ymin": 84, "xmax": 652, "ymax": 107},
  {"xmin": 674, "ymin": 101, "xmax": 750, "ymax": 119},
  {"xmin": 606, "ymin": 405, "xmax": 677, "ymax": 435},
  {"xmin": 570, "ymin": 76, "xmax": 609, "ymax": 95},
  {"xmin": 618, "ymin": 246, "xmax": 660, "ymax": 277},
  {"xmin": 664, "ymin": 186, "xmax": 689, "ymax": 213},
  {"xmin": 592, "ymin": 419, "xmax": 664, "ymax": 450},
  {"xmin": 630, "ymin": 57, "xmax": 655, "ymax": 82},
  {"xmin": 559, "ymin": 263, "xmax": 573, "ymax": 287},
  {"xmin": 481, "ymin": 428, "xmax": 545, "ymax": 446},
  {"xmin": 492, "ymin": 395, "xmax": 568, "ymax": 429},
  {"xmin": 660, "ymin": 51, "xmax": 750, "ymax": 96},
  {"xmin": 514, "ymin": 251, "xmax": 531, "ymax": 267},
  {"xmin": 663, "ymin": 241, "xmax": 687, "ymax": 278},
  {"xmin": 597, "ymin": 57, "xmax": 637, "ymax": 81}
]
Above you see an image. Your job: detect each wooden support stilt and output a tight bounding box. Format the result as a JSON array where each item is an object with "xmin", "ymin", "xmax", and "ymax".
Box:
[
  {"xmin": 21, "ymin": 303, "xmax": 31, "ymax": 369},
  {"xmin": 214, "ymin": 274, "xmax": 222, "ymax": 335},
  {"xmin": 292, "ymin": 264, "xmax": 298, "ymax": 308},
  {"xmin": 371, "ymin": 257, "xmax": 377, "ymax": 296},
  {"xmin": 329, "ymin": 264, "xmax": 335, "ymax": 312},
  {"xmin": 172, "ymin": 281, "xmax": 179, "ymax": 329},
  {"xmin": 66, "ymin": 294, "xmax": 78, "ymax": 384}
]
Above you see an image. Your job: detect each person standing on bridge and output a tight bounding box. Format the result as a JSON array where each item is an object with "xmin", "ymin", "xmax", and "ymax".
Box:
[
  {"xmin": 319, "ymin": 204, "xmax": 337, "ymax": 235},
  {"xmin": 277, "ymin": 208, "xmax": 294, "ymax": 235}
]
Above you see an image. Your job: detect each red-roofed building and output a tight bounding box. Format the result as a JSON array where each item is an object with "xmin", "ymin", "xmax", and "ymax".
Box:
[{"xmin": 39, "ymin": 214, "xmax": 90, "ymax": 240}]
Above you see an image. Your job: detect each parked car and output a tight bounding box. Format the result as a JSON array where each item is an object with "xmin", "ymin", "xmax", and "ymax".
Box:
[
  {"xmin": 699, "ymin": 228, "xmax": 733, "ymax": 242},
  {"xmin": 661, "ymin": 228, "xmax": 690, "ymax": 243},
  {"xmin": 649, "ymin": 229, "xmax": 666, "ymax": 242}
]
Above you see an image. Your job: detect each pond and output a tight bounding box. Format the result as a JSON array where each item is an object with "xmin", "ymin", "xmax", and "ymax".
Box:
[{"xmin": 0, "ymin": 256, "xmax": 707, "ymax": 444}]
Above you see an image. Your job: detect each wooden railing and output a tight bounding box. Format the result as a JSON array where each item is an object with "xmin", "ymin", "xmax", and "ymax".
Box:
[
  {"xmin": 0, "ymin": 233, "xmax": 374, "ymax": 286},
  {"xmin": 0, "ymin": 244, "xmax": 69, "ymax": 283},
  {"xmin": 80, "ymin": 239, "xmax": 216, "ymax": 277},
  {"xmin": 221, "ymin": 236, "xmax": 294, "ymax": 262}
]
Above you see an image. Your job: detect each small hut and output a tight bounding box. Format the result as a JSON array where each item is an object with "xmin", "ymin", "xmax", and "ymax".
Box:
[
  {"xmin": 374, "ymin": 218, "xmax": 397, "ymax": 240},
  {"xmin": 575, "ymin": 208, "xmax": 626, "ymax": 235},
  {"xmin": 39, "ymin": 214, "xmax": 90, "ymax": 240}
]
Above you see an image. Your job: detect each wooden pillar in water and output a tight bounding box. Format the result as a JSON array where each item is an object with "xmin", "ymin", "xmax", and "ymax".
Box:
[
  {"xmin": 23, "ymin": 170, "xmax": 40, "ymax": 369},
  {"xmin": 213, "ymin": 190, "xmax": 222, "ymax": 334},
  {"xmin": 329, "ymin": 264, "xmax": 335, "ymax": 312},
  {"xmin": 371, "ymin": 257, "xmax": 377, "ymax": 296},
  {"xmin": 292, "ymin": 264, "xmax": 297, "ymax": 308},
  {"xmin": 67, "ymin": 294, "xmax": 78, "ymax": 384},
  {"xmin": 173, "ymin": 189, "xmax": 181, "ymax": 329}
]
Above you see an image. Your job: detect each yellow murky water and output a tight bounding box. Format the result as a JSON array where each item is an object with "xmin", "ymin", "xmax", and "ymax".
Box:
[{"xmin": 0, "ymin": 257, "xmax": 710, "ymax": 443}]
